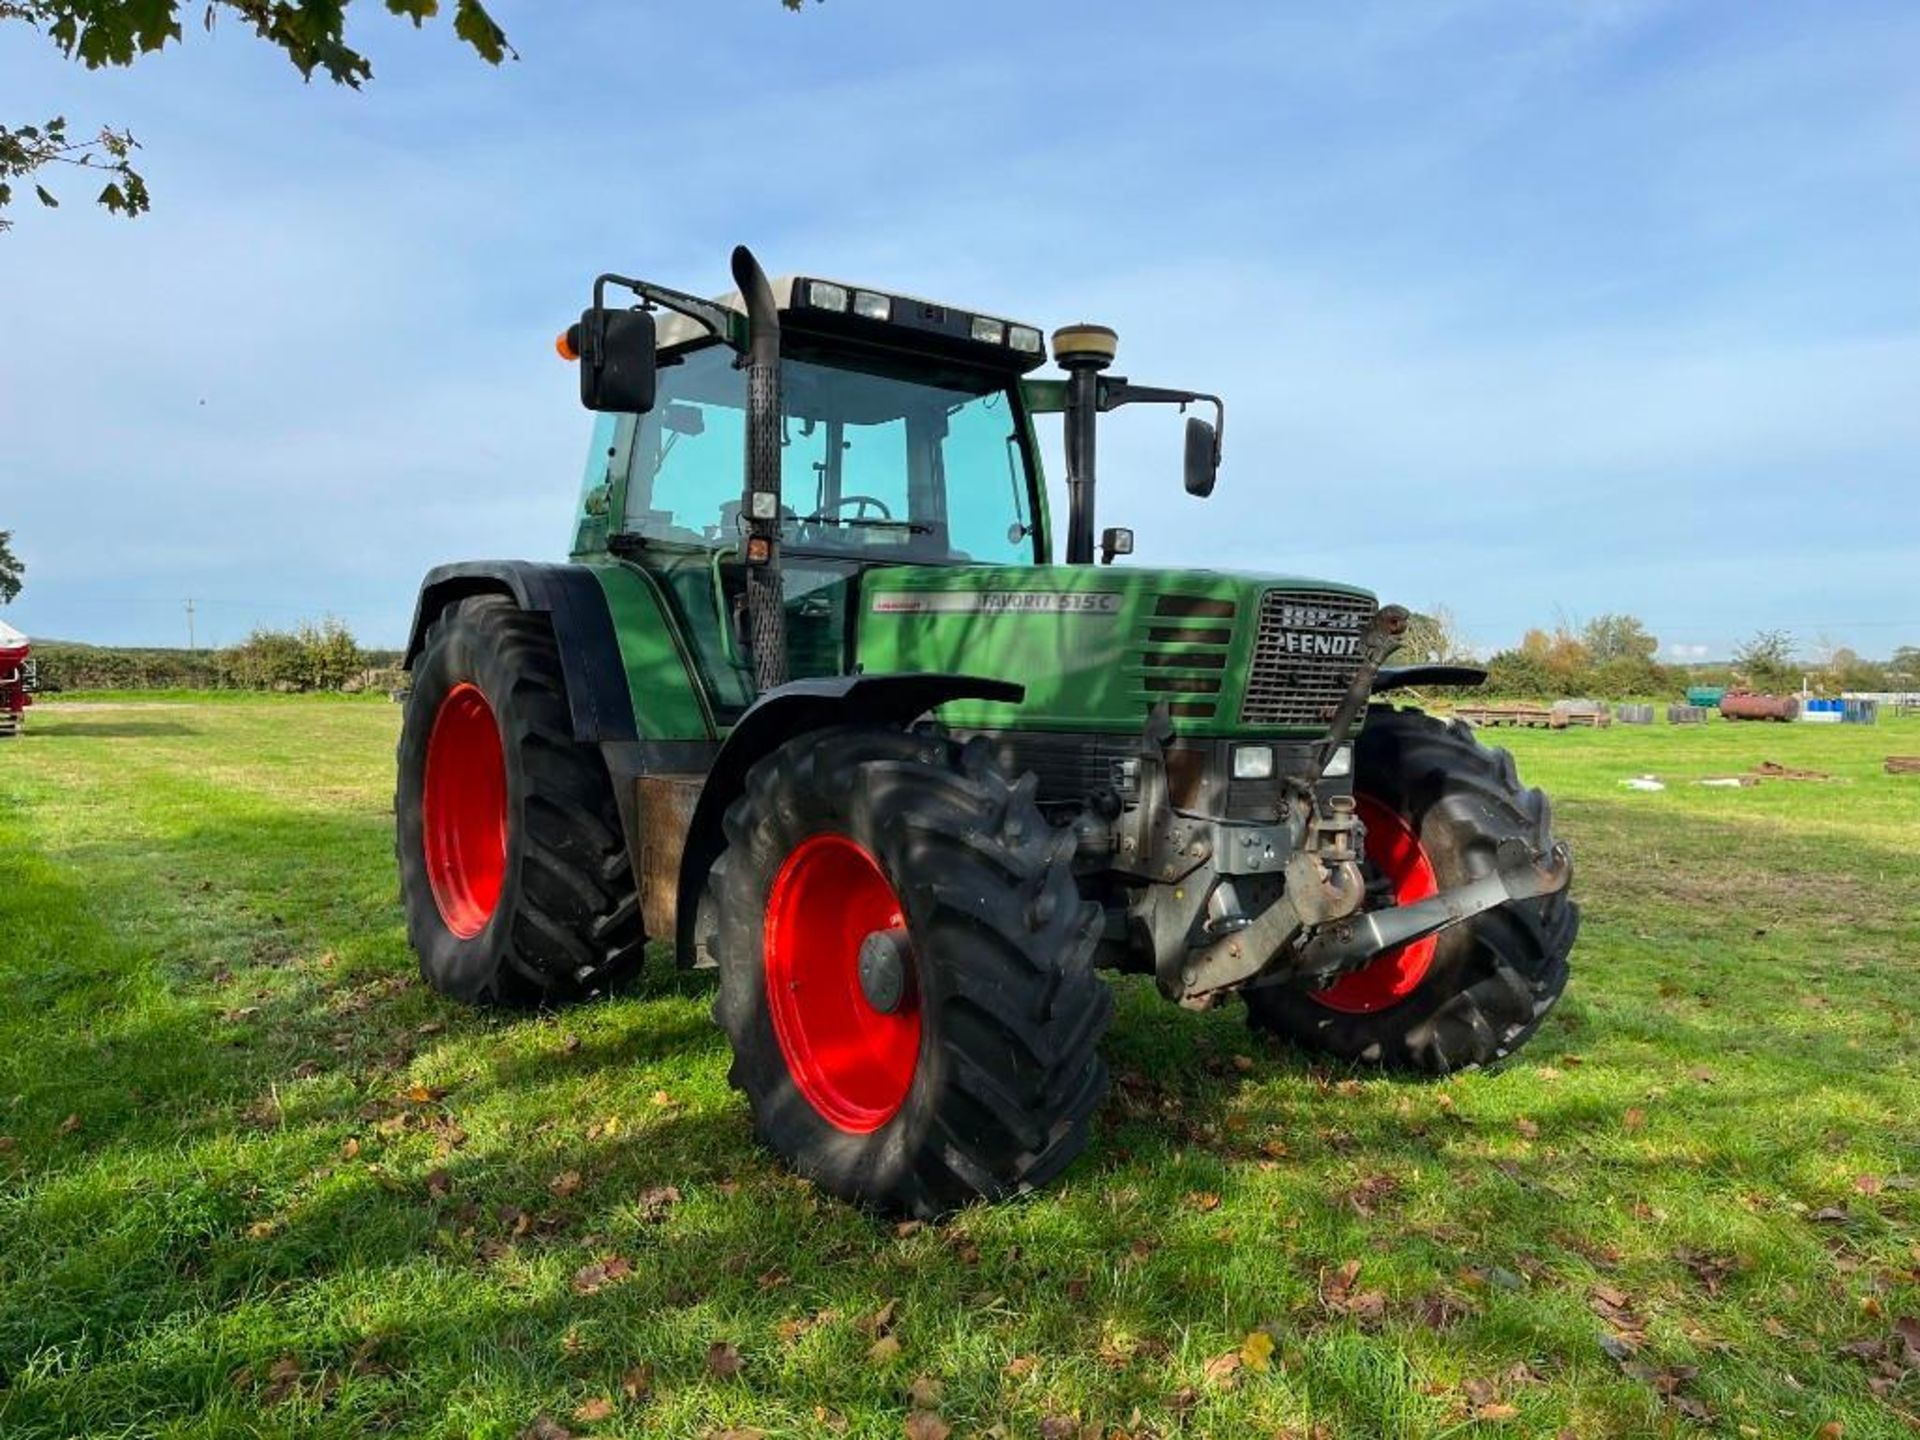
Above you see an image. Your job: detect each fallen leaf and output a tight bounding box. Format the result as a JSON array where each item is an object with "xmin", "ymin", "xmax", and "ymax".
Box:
[
  {"xmin": 57, "ymin": 1114, "xmax": 82, "ymax": 1135},
  {"xmin": 1232, "ymin": 1054, "xmax": 1255, "ymax": 1072},
  {"xmin": 1811, "ymin": 1206, "xmax": 1851, "ymax": 1224},
  {"xmin": 868, "ymin": 1334, "xmax": 903, "ymax": 1364},
  {"xmin": 261, "ymin": 1355, "xmax": 302, "ymax": 1404},
  {"xmin": 1240, "ymin": 1330, "xmax": 1275, "ymax": 1371},
  {"xmin": 1188, "ymin": 1191, "xmax": 1222, "ymax": 1212},
  {"xmin": 1004, "ymin": 1355, "xmax": 1039, "ymax": 1379},
  {"xmin": 1477, "ymin": 1403, "xmax": 1519, "ymax": 1421},
  {"xmin": 1814, "ymin": 1424, "xmax": 1843, "ymax": 1440},
  {"xmin": 572, "ymin": 1397, "xmax": 615, "ymax": 1423},
  {"xmin": 405, "ymin": 1084, "xmax": 444, "ymax": 1105},
  {"xmin": 1898, "ymin": 1316, "xmax": 1920, "ymax": 1364},
  {"xmin": 1623, "ymin": 1108, "xmax": 1647, "ymax": 1131},
  {"xmin": 907, "ymin": 1375, "xmax": 944, "ymax": 1407},
  {"xmin": 550, "ymin": 1170, "xmax": 583, "ymax": 1198},
  {"xmin": 426, "ymin": 1168, "xmax": 452, "ymax": 1198},
  {"xmin": 570, "ymin": 1258, "xmax": 631, "ymax": 1295},
  {"xmin": 620, "ymin": 1362, "xmax": 654, "ymax": 1400},
  {"xmin": 637, "ymin": 1185, "xmax": 680, "ymax": 1221},
  {"xmin": 905, "ymin": 1411, "xmax": 951, "ymax": 1440},
  {"xmin": 896, "ymin": 1220, "xmax": 925, "ymax": 1238},
  {"xmin": 1855, "ymin": 1175, "xmax": 1885, "ymax": 1196},
  {"xmin": 861, "ymin": 1299, "xmax": 900, "ymax": 1336},
  {"xmin": 1203, "ymin": 1350, "xmax": 1241, "ymax": 1386},
  {"xmin": 1515, "ymin": 1118, "xmax": 1540, "ymax": 1139},
  {"xmin": 1039, "ymin": 1419, "xmax": 1078, "ymax": 1440},
  {"xmin": 1417, "ymin": 1294, "xmax": 1468, "ymax": 1328},
  {"xmin": 706, "ymin": 1340, "xmax": 744, "ymax": 1379},
  {"xmin": 518, "ymin": 1420, "xmax": 572, "ymax": 1440}
]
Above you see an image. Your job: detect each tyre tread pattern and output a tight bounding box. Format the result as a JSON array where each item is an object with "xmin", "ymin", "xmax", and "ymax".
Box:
[
  {"xmin": 1247, "ymin": 704, "xmax": 1577, "ymax": 1073},
  {"xmin": 397, "ymin": 595, "xmax": 643, "ymax": 1007},
  {"xmin": 708, "ymin": 725, "xmax": 1111, "ymax": 1217}
]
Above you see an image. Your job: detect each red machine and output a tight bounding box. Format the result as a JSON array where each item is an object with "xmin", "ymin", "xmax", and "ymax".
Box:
[{"xmin": 0, "ymin": 621, "xmax": 32, "ymax": 737}]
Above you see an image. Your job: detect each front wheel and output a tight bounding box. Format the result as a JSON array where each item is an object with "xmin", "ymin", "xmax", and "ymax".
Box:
[
  {"xmin": 1246, "ymin": 705, "xmax": 1577, "ymax": 1073},
  {"xmin": 708, "ymin": 725, "xmax": 1112, "ymax": 1217},
  {"xmin": 396, "ymin": 595, "xmax": 644, "ymax": 1006}
]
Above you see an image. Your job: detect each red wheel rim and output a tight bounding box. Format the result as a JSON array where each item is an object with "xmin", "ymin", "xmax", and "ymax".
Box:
[
  {"xmin": 1310, "ymin": 793, "xmax": 1441, "ymax": 1014},
  {"xmin": 422, "ymin": 682, "xmax": 507, "ymax": 939},
  {"xmin": 763, "ymin": 834, "xmax": 921, "ymax": 1133}
]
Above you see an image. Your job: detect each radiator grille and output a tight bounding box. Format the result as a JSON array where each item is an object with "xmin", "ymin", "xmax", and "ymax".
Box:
[
  {"xmin": 1131, "ymin": 595, "xmax": 1238, "ymax": 720},
  {"xmin": 1241, "ymin": 589, "xmax": 1376, "ymax": 728}
]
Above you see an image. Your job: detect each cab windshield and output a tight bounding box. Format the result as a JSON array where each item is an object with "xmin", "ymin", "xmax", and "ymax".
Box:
[{"xmin": 618, "ymin": 342, "xmax": 1038, "ymax": 564}]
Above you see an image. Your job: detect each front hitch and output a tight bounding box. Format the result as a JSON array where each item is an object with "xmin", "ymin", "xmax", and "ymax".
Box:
[{"xmin": 1283, "ymin": 837, "xmax": 1573, "ymax": 987}]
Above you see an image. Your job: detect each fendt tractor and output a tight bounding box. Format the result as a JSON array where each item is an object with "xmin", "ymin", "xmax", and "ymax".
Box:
[{"xmin": 397, "ymin": 246, "xmax": 1578, "ymax": 1216}]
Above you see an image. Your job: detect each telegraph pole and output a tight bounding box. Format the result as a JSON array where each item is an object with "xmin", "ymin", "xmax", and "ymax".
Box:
[{"xmin": 185, "ymin": 597, "xmax": 196, "ymax": 653}]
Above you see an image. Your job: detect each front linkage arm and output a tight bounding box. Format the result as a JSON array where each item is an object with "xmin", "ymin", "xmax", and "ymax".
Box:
[{"xmin": 1281, "ymin": 838, "xmax": 1572, "ymax": 989}]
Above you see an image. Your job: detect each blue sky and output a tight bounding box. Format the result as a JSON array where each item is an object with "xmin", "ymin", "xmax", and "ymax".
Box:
[{"xmin": 2, "ymin": 0, "xmax": 1915, "ymax": 659}]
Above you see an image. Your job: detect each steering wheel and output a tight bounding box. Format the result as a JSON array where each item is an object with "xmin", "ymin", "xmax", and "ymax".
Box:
[{"xmin": 815, "ymin": 494, "xmax": 894, "ymax": 521}]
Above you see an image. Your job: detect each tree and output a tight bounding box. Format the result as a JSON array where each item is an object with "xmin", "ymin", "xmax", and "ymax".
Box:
[
  {"xmin": 0, "ymin": 529, "xmax": 22, "ymax": 603},
  {"xmin": 1399, "ymin": 605, "xmax": 1469, "ymax": 664},
  {"xmin": 1890, "ymin": 646, "xmax": 1920, "ymax": 686},
  {"xmin": 298, "ymin": 617, "xmax": 362, "ymax": 690},
  {"xmin": 2, "ymin": 0, "xmax": 510, "ymax": 230},
  {"xmin": 1581, "ymin": 613, "xmax": 1658, "ymax": 665},
  {"xmin": 1732, "ymin": 628, "xmax": 1797, "ymax": 692},
  {"xmin": 2, "ymin": 3, "xmax": 812, "ymax": 231},
  {"xmin": 1483, "ymin": 647, "xmax": 1555, "ymax": 698}
]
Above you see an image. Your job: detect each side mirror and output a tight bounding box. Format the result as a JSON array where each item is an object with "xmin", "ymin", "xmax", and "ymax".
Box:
[
  {"xmin": 1184, "ymin": 415, "xmax": 1219, "ymax": 498},
  {"xmin": 568, "ymin": 306, "xmax": 658, "ymax": 413}
]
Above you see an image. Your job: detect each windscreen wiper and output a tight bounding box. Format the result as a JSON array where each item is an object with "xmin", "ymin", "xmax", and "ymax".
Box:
[{"xmin": 799, "ymin": 516, "xmax": 933, "ymax": 533}]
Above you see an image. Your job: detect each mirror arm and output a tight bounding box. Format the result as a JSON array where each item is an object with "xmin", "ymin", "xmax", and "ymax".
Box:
[
  {"xmin": 593, "ymin": 273, "xmax": 742, "ymax": 352},
  {"xmin": 1095, "ymin": 379, "xmax": 1225, "ymax": 464}
]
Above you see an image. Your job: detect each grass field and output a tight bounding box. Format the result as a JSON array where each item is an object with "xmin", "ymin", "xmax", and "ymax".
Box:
[{"xmin": 2, "ymin": 698, "xmax": 1917, "ymax": 1440}]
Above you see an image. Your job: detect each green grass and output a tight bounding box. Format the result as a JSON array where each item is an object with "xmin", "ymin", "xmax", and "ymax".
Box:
[{"xmin": 2, "ymin": 699, "xmax": 1917, "ymax": 1439}]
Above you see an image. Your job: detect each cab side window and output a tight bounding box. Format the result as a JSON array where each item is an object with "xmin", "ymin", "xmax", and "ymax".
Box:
[{"xmin": 621, "ymin": 344, "xmax": 746, "ymax": 543}]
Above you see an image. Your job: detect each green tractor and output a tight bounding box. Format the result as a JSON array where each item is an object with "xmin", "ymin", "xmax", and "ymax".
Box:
[{"xmin": 397, "ymin": 246, "xmax": 1577, "ymax": 1216}]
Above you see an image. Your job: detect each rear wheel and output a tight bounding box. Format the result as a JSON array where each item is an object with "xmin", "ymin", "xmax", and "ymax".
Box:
[
  {"xmin": 396, "ymin": 595, "xmax": 644, "ymax": 1006},
  {"xmin": 1246, "ymin": 705, "xmax": 1577, "ymax": 1072},
  {"xmin": 709, "ymin": 725, "xmax": 1112, "ymax": 1216}
]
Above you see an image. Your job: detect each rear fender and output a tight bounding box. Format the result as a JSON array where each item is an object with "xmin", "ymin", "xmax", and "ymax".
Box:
[{"xmin": 672, "ymin": 673, "xmax": 1025, "ymax": 966}]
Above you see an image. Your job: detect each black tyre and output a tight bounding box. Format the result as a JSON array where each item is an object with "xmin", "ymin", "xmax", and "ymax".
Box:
[
  {"xmin": 396, "ymin": 595, "xmax": 643, "ymax": 1006},
  {"xmin": 1246, "ymin": 705, "xmax": 1577, "ymax": 1073},
  {"xmin": 709, "ymin": 725, "xmax": 1112, "ymax": 1216}
]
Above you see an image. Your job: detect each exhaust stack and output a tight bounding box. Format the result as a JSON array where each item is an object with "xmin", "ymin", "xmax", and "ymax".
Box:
[{"xmin": 731, "ymin": 245, "xmax": 788, "ymax": 692}]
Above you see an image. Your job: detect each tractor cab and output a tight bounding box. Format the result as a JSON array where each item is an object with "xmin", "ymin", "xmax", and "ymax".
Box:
[
  {"xmin": 565, "ymin": 269, "xmax": 1092, "ymax": 718},
  {"xmin": 567, "ymin": 277, "xmax": 1054, "ymax": 720}
]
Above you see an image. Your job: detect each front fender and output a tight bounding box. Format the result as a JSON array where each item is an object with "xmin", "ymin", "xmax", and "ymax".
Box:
[
  {"xmin": 403, "ymin": 561, "xmax": 638, "ymax": 743},
  {"xmin": 672, "ymin": 672, "xmax": 1025, "ymax": 965},
  {"xmin": 1373, "ymin": 663, "xmax": 1487, "ymax": 693}
]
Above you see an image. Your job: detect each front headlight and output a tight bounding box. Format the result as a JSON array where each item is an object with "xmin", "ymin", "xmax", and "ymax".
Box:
[
  {"xmin": 1232, "ymin": 744, "xmax": 1275, "ymax": 780},
  {"xmin": 1324, "ymin": 743, "xmax": 1353, "ymax": 779}
]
